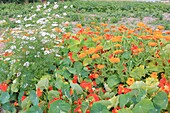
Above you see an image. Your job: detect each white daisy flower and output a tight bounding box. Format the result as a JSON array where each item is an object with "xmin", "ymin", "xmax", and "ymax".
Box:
[{"xmin": 23, "ymin": 62, "xmax": 30, "ymax": 67}]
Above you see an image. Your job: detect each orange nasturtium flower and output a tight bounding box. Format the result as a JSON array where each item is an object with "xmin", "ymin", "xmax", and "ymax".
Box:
[
  {"xmin": 91, "ymin": 22, "xmax": 95, "ymax": 25},
  {"xmin": 114, "ymin": 44, "xmax": 121, "ymax": 47},
  {"xmin": 87, "ymin": 47, "xmax": 96, "ymax": 54},
  {"xmin": 164, "ymin": 36, "xmax": 170, "ymax": 41},
  {"xmin": 97, "ymin": 64, "xmax": 105, "ymax": 69},
  {"xmin": 150, "ymin": 72, "xmax": 158, "ymax": 79},
  {"xmin": 95, "ymin": 26, "xmax": 101, "ymax": 31},
  {"xmin": 137, "ymin": 22, "xmax": 146, "ymax": 27},
  {"xmin": 92, "ymin": 37, "xmax": 100, "ymax": 42},
  {"xmin": 92, "ymin": 54, "xmax": 100, "ymax": 59},
  {"xmin": 55, "ymin": 27, "xmax": 62, "ymax": 32},
  {"xmin": 109, "ymin": 57, "xmax": 120, "ymax": 63},
  {"xmin": 157, "ymin": 26, "xmax": 164, "ymax": 30},
  {"xmin": 168, "ymin": 94, "xmax": 170, "ymax": 102},
  {"xmin": 148, "ymin": 42, "xmax": 158, "ymax": 47},
  {"xmin": 78, "ymin": 53, "xmax": 87, "ymax": 59},
  {"xmin": 104, "ymin": 28, "xmax": 110, "ymax": 32},
  {"xmin": 76, "ymin": 24, "xmax": 82, "ymax": 28},
  {"xmin": 96, "ymin": 45, "xmax": 103, "ymax": 51},
  {"xmin": 101, "ymin": 23, "xmax": 108, "ymax": 27},
  {"xmin": 112, "ymin": 36, "xmax": 122, "ymax": 42},
  {"xmin": 113, "ymin": 50, "xmax": 123, "ymax": 54},
  {"xmin": 126, "ymin": 78, "xmax": 135, "ymax": 86}
]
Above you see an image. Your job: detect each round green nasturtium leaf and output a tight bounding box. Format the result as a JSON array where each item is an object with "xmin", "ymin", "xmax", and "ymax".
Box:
[
  {"xmin": 129, "ymin": 81, "xmax": 145, "ymax": 89},
  {"xmin": 21, "ymin": 97, "xmax": 31, "ymax": 110},
  {"xmin": 2, "ymin": 103, "xmax": 16, "ymax": 112},
  {"xmin": 11, "ymin": 78, "xmax": 20, "ymax": 92},
  {"xmin": 118, "ymin": 108, "xmax": 133, "ymax": 113},
  {"xmin": 95, "ymin": 100, "xmax": 112, "ymax": 107},
  {"xmin": 29, "ymin": 90, "xmax": 39, "ymax": 106},
  {"xmin": 36, "ymin": 77, "xmax": 49, "ymax": 90},
  {"xmin": 26, "ymin": 106, "xmax": 43, "ymax": 113},
  {"xmin": 74, "ymin": 61, "xmax": 83, "ymax": 73},
  {"xmin": 70, "ymin": 81, "xmax": 83, "ymax": 94},
  {"xmin": 90, "ymin": 103, "xmax": 110, "ymax": 113},
  {"xmin": 83, "ymin": 58, "xmax": 92, "ymax": 66},
  {"xmin": 107, "ymin": 75, "xmax": 120, "ymax": 88},
  {"xmin": 130, "ymin": 65, "xmax": 146, "ymax": 80},
  {"xmin": 49, "ymin": 100, "xmax": 71, "ymax": 113},
  {"xmin": 119, "ymin": 93, "xmax": 131, "ymax": 108},
  {"xmin": 81, "ymin": 101, "xmax": 89, "ymax": 113},
  {"xmin": 0, "ymin": 92, "xmax": 10, "ymax": 104},
  {"xmin": 132, "ymin": 99, "xmax": 154, "ymax": 113},
  {"xmin": 152, "ymin": 91, "xmax": 168, "ymax": 110},
  {"xmin": 48, "ymin": 90, "xmax": 60, "ymax": 101}
]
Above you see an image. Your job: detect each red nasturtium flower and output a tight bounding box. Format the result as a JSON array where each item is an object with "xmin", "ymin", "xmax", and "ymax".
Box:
[
  {"xmin": 158, "ymin": 74, "xmax": 170, "ymax": 94},
  {"xmin": 68, "ymin": 52, "xmax": 75, "ymax": 62},
  {"xmin": 105, "ymin": 34, "xmax": 113, "ymax": 40},
  {"xmin": 21, "ymin": 95, "xmax": 26, "ymax": 102},
  {"xmin": 72, "ymin": 36, "xmax": 80, "ymax": 41},
  {"xmin": 112, "ymin": 106, "xmax": 121, "ymax": 113},
  {"xmin": 48, "ymin": 86, "xmax": 53, "ymax": 91},
  {"xmin": 36, "ymin": 88, "xmax": 43, "ymax": 97},
  {"xmin": 167, "ymin": 59, "xmax": 170, "ymax": 63},
  {"xmin": 0, "ymin": 82, "xmax": 8, "ymax": 92},
  {"xmin": 89, "ymin": 73, "xmax": 99, "ymax": 79},
  {"xmin": 74, "ymin": 99, "xmax": 82, "ymax": 113},
  {"xmin": 82, "ymin": 46, "xmax": 88, "ymax": 51},
  {"xmin": 14, "ymin": 101, "xmax": 18, "ymax": 106},
  {"xmin": 87, "ymin": 93, "xmax": 100, "ymax": 102},
  {"xmin": 3, "ymin": 52, "xmax": 13, "ymax": 57},
  {"xmin": 74, "ymin": 106, "xmax": 82, "ymax": 113},
  {"xmin": 80, "ymin": 81, "xmax": 92, "ymax": 91},
  {"xmin": 118, "ymin": 84, "xmax": 131, "ymax": 94},
  {"xmin": 73, "ymin": 75, "xmax": 78, "ymax": 83}
]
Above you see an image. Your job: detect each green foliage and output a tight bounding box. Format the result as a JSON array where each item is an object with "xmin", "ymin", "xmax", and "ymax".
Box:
[{"xmin": 49, "ymin": 100, "xmax": 71, "ymax": 113}]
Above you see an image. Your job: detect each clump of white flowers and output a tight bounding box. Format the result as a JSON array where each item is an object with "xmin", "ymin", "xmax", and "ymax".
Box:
[{"xmin": 1, "ymin": 2, "xmax": 74, "ymax": 88}]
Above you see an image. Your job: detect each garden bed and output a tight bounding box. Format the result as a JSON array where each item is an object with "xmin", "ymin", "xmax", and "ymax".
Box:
[{"xmin": 0, "ymin": 1, "xmax": 170, "ymax": 113}]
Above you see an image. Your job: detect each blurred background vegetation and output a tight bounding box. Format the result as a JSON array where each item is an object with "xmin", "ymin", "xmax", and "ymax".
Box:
[{"xmin": 0, "ymin": 0, "xmax": 75, "ymax": 3}]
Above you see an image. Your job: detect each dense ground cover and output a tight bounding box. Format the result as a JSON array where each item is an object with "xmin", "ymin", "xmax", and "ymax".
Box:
[{"xmin": 0, "ymin": 1, "xmax": 170, "ymax": 113}]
